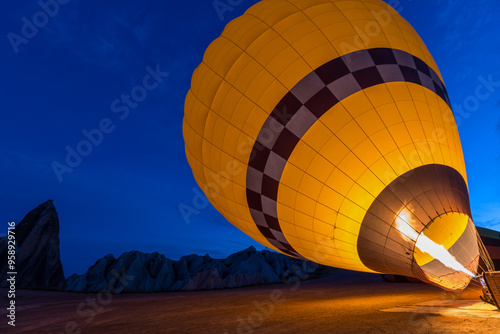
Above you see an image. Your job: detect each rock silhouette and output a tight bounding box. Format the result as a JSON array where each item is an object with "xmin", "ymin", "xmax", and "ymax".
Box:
[
  {"xmin": 1, "ymin": 200, "xmax": 334, "ymax": 293},
  {"xmin": 65, "ymin": 246, "xmax": 333, "ymax": 293},
  {"xmin": 0, "ymin": 200, "xmax": 65, "ymax": 289}
]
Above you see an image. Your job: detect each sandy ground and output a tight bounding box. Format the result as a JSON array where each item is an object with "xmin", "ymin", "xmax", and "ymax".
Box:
[{"xmin": 1, "ymin": 270, "xmax": 499, "ymax": 334}]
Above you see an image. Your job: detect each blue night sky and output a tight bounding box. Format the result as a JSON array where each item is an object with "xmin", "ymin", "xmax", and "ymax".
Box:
[{"xmin": 1, "ymin": 0, "xmax": 499, "ymax": 276}]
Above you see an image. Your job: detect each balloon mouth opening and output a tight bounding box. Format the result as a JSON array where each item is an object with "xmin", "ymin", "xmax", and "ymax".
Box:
[{"xmin": 396, "ymin": 210, "xmax": 479, "ymax": 291}]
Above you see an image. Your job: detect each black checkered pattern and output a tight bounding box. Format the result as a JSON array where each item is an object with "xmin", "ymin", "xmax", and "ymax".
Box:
[{"xmin": 246, "ymin": 48, "xmax": 451, "ymax": 258}]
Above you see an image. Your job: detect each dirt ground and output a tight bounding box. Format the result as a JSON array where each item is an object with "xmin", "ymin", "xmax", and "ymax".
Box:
[{"xmin": 1, "ymin": 270, "xmax": 499, "ymax": 334}]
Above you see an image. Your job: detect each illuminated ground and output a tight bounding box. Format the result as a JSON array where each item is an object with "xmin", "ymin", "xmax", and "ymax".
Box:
[{"xmin": 2, "ymin": 270, "xmax": 500, "ymax": 333}]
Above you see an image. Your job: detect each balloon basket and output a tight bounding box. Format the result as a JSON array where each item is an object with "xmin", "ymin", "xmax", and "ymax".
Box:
[{"xmin": 479, "ymin": 271, "xmax": 500, "ymax": 311}]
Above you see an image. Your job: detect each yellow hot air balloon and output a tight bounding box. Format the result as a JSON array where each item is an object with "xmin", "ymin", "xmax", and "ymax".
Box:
[{"xmin": 183, "ymin": 0, "xmax": 479, "ymax": 292}]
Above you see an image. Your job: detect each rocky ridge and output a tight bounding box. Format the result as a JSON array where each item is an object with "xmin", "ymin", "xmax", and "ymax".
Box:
[
  {"xmin": 65, "ymin": 246, "xmax": 333, "ymax": 293},
  {"xmin": 0, "ymin": 200, "xmax": 65, "ymax": 289},
  {"xmin": 2, "ymin": 200, "xmax": 334, "ymax": 293}
]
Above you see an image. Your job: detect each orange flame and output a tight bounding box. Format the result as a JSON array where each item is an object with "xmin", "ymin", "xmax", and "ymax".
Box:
[{"xmin": 396, "ymin": 210, "xmax": 475, "ymax": 278}]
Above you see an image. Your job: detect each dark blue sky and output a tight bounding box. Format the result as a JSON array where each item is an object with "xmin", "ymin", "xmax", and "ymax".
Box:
[{"xmin": 1, "ymin": 0, "xmax": 499, "ymax": 276}]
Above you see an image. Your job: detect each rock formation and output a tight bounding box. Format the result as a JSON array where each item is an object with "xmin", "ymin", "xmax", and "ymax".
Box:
[
  {"xmin": 65, "ymin": 246, "xmax": 334, "ymax": 293},
  {"xmin": 1, "ymin": 200, "xmax": 335, "ymax": 293},
  {"xmin": 0, "ymin": 200, "xmax": 65, "ymax": 289}
]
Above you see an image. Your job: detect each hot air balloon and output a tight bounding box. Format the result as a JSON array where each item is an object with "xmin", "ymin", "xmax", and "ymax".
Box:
[{"xmin": 183, "ymin": 0, "xmax": 479, "ymax": 292}]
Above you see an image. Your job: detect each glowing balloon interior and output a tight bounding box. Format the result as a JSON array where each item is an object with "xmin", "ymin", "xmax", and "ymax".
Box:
[{"xmin": 183, "ymin": 0, "xmax": 479, "ymax": 292}]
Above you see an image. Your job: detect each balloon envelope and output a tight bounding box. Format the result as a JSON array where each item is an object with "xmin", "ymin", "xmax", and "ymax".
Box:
[{"xmin": 183, "ymin": 0, "xmax": 479, "ymax": 292}]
